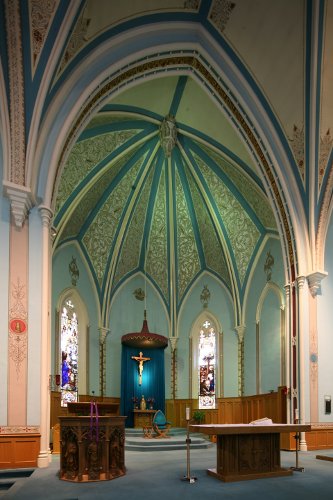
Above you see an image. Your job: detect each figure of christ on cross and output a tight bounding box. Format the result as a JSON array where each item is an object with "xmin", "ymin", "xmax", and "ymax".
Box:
[{"xmin": 131, "ymin": 351, "xmax": 151, "ymax": 386}]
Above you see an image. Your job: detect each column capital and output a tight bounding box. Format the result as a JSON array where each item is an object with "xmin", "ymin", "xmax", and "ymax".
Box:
[
  {"xmin": 3, "ymin": 180, "xmax": 35, "ymax": 227},
  {"xmin": 307, "ymin": 271, "xmax": 328, "ymax": 297},
  {"xmin": 295, "ymin": 275, "xmax": 306, "ymax": 289},
  {"xmin": 169, "ymin": 337, "xmax": 178, "ymax": 351},
  {"xmin": 38, "ymin": 205, "xmax": 54, "ymax": 228},
  {"xmin": 235, "ymin": 325, "xmax": 246, "ymax": 343},
  {"xmin": 99, "ymin": 327, "xmax": 110, "ymax": 345}
]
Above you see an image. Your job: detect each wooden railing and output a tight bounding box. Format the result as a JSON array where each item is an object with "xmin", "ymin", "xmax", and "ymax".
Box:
[{"xmin": 166, "ymin": 386, "xmax": 287, "ymax": 427}]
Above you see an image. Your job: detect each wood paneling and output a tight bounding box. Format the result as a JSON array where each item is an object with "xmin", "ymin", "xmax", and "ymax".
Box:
[
  {"xmin": 166, "ymin": 387, "xmax": 287, "ymax": 428},
  {"xmin": 0, "ymin": 434, "xmax": 40, "ymax": 469},
  {"xmin": 281, "ymin": 426, "xmax": 333, "ymax": 451}
]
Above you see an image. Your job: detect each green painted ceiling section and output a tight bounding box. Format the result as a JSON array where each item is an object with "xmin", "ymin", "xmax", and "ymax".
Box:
[{"xmin": 53, "ymin": 76, "xmax": 277, "ymax": 311}]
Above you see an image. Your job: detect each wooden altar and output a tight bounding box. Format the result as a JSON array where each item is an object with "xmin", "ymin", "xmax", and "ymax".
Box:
[
  {"xmin": 190, "ymin": 423, "xmax": 311, "ymax": 482},
  {"xmin": 133, "ymin": 409, "xmax": 156, "ymax": 428},
  {"xmin": 59, "ymin": 411, "xmax": 126, "ymax": 482}
]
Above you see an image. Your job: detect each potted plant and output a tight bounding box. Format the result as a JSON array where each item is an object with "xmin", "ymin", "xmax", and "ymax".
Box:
[{"xmin": 192, "ymin": 410, "xmax": 205, "ymax": 424}]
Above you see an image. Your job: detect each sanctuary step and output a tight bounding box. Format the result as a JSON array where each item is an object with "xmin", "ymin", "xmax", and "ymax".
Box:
[
  {"xmin": 125, "ymin": 427, "xmax": 213, "ymax": 452},
  {"xmin": 0, "ymin": 468, "xmax": 34, "ymax": 497}
]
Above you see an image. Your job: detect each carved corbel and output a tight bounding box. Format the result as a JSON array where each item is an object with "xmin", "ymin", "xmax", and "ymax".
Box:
[
  {"xmin": 307, "ymin": 271, "xmax": 328, "ymax": 298},
  {"xmin": 3, "ymin": 181, "xmax": 35, "ymax": 227}
]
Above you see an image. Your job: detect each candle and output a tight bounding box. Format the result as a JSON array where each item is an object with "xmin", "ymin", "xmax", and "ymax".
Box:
[
  {"xmin": 186, "ymin": 407, "xmax": 190, "ymax": 420},
  {"xmin": 295, "ymin": 408, "xmax": 299, "ymax": 420}
]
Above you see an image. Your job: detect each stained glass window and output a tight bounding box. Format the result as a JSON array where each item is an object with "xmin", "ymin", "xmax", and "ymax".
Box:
[
  {"xmin": 60, "ymin": 299, "xmax": 78, "ymax": 407},
  {"xmin": 198, "ymin": 320, "xmax": 216, "ymax": 409}
]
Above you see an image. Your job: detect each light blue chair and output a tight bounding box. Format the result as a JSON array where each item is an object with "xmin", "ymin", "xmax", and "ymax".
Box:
[{"xmin": 152, "ymin": 410, "xmax": 171, "ymax": 438}]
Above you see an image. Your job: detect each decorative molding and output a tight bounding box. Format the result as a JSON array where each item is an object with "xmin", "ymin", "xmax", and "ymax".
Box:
[
  {"xmin": 289, "ymin": 124, "xmax": 305, "ymax": 181},
  {"xmin": 56, "ymin": 8, "xmax": 91, "ymax": 78},
  {"xmin": 8, "ymin": 278, "xmax": 28, "ymax": 377},
  {"xmin": 319, "ymin": 129, "xmax": 333, "ymax": 188},
  {"xmin": 183, "ymin": 0, "xmax": 201, "ymax": 10},
  {"xmin": 0, "ymin": 426, "xmax": 40, "ymax": 434},
  {"xmin": 307, "ymin": 271, "xmax": 328, "ymax": 297},
  {"xmin": 3, "ymin": 181, "xmax": 35, "ymax": 227},
  {"xmin": 5, "ymin": 0, "xmax": 26, "ymax": 185},
  {"xmin": 29, "ymin": 0, "xmax": 58, "ymax": 72},
  {"xmin": 209, "ymin": 0, "xmax": 236, "ymax": 34}
]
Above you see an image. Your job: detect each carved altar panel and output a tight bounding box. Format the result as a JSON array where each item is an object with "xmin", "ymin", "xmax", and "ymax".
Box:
[{"xmin": 59, "ymin": 416, "xmax": 126, "ymax": 482}]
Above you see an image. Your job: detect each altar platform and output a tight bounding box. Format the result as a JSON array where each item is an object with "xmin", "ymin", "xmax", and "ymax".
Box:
[{"xmin": 125, "ymin": 428, "xmax": 213, "ymax": 452}]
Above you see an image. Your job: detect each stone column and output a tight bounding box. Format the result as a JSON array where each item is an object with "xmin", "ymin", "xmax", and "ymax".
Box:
[
  {"xmin": 296, "ymin": 276, "xmax": 307, "ymax": 450},
  {"xmin": 284, "ymin": 283, "xmax": 292, "ymax": 423},
  {"xmin": 37, "ymin": 205, "xmax": 53, "ymax": 467},
  {"xmin": 307, "ymin": 271, "xmax": 327, "ymax": 423}
]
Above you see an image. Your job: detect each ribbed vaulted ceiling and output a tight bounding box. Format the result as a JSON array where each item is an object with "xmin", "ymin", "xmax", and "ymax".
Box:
[{"xmin": 53, "ymin": 75, "xmax": 277, "ymax": 311}]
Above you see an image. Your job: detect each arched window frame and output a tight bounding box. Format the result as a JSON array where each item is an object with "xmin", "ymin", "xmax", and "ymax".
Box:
[
  {"xmin": 56, "ymin": 288, "xmax": 89, "ymax": 403},
  {"xmin": 190, "ymin": 312, "xmax": 222, "ymax": 408}
]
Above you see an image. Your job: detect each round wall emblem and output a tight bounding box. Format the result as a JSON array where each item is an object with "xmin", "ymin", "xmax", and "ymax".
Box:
[{"xmin": 9, "ymin": 318, "xmax": 27, "ymax": 334}]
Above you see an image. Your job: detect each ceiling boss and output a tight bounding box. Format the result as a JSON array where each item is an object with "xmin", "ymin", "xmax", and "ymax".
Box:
[{"xmin": 159, "ymin": 114, "xmax": 177, "ymax": 157}]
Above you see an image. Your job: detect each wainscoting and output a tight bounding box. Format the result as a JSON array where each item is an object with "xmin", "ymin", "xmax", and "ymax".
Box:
[
  {"xmin": 166, "ymin": 386, "xmax": 287, "ymax": 428},
  {"xmin": 281, "ymin": 424, "xmax": 333, "ymax": 451},
  {"xmin": 0, "ymin": 434, "xmax": 40, "ymax": 469}
]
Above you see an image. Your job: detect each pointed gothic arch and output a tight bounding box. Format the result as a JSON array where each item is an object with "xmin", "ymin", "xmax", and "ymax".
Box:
[
  {"xmin": 55, "ymin": 287, "xmax": 89, "ymax": 399},
  {"xmin": 256, "ymin": 282, "xmax": 285, "ymax": 394},
  {"xmin": 189, "ymin": 310, "xmax": 222, "ymax": 407}
]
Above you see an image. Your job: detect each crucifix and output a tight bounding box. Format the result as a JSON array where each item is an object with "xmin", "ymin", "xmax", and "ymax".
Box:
[{"xmin": 131, "ymin": 351, "xmax": 151, "ymax": 386}]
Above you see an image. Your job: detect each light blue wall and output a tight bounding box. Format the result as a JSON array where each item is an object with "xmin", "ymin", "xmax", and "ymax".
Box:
[
  {"xmin": 260, "ymin": 291, "xmax": 281, "ymax": 393},
  {"xmin": 318, "ymin": 213, "xmax": 333, "ymax": 420},
  {"xmin": 108, "ymin": 275, "xmax": 169, "ymax": 398},
  {"xmin": 52, "ymin": 243, "xmax": 100, "ymax": 395},
  {"xmin": 244, "ymin": 237, "xmax": 284, "ymax": 395},
  {"xmin": 178, "ymin": 273, "xmax": 237, "ymax": 398}
]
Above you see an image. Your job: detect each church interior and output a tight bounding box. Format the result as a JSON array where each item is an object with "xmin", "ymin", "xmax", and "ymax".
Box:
[{"xmin": 1, "ymin": 0, "xmax": 333, "ymax": 496}]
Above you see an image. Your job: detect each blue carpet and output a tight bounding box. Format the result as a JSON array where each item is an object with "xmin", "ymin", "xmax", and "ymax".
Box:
[{"xmin": 3, "ymin": 447, "xmax": 333, "ymax": 499}]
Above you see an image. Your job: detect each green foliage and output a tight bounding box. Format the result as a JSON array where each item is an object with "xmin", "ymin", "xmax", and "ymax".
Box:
[{"xmin": 192, "ymin": 410, "xmax": 205, "ymax": 423}]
